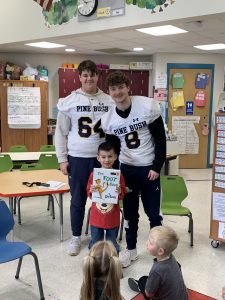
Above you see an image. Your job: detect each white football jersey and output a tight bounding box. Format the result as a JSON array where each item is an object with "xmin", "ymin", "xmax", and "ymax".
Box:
[
  {"xmin": 101, "ymin": 96, "xmax": 161, "ymax": 166},
  {"xmin": 55, "ymin": 88, "xmax": 114, "ymax": 162}
]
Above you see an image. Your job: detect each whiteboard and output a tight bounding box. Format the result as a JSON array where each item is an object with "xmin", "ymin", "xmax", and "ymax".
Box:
[{"xmin": 7, "ymin": 87, "xmax": 41, "ymax": 129}]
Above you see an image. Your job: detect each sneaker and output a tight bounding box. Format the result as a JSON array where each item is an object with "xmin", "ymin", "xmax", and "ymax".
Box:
[
  {"xmin": 67, "ymin": 236, "xmax": 81, "ymax": 256},
  {"xmin": 128, "ymin": 278, "xmax": 140, "ymax": 292},
  {"xmin": 119, "ymin": 248, "xmax": 138, "ymax": 268}
]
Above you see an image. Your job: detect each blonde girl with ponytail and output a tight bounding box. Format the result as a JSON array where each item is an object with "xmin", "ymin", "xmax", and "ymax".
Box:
[{"xmin": 80, "ymin": 241, "xmax": 124, "ymax": 300}]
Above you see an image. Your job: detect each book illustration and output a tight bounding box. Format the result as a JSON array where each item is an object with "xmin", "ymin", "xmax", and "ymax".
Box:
[
  {"xmin": 94, "ymin": 178, "xmax": 109, "ymax": 199},
  {"xmin": 92, "ymin": 168, "xmax": 120, "ymax": 204}
]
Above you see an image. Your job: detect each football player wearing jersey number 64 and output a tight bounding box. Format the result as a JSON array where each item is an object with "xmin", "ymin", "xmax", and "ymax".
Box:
[
  {"xmin": 55, "ymin": 60, "xmax": 114, "ymax": 256},
  {"xmin": 101, "ymin": 71, "xmax": 166, "ymax": 268}
]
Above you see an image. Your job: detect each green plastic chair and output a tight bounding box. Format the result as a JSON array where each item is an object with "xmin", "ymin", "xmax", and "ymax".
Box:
[
  {"xmin": 14, "ymin": 162, "xmax": 55, "ymax": 224},
  {"xmin": 39, "ymin": 145, "xmax": 55, "ymax": 152},
  {"xmin": 9, "ymin": 145, "xmax": 28, "ymax": 169},
  {"xmin": 38, "ymin": 154, "xmax": 59, "ymax": 169},
  {"xmin": 20, "ymin": 163, "xmax": 44, "ymax": 171},
  {"xmin": 9, "ymin": 145, "xmax": 28, "ymax": 152},
  {"xmin": 0, "ymin": 154, "xmax": 13, "ymax": 173},
  {"xmin": 160, "ymin": 175, "xmax": 193, "ymax": 246}
]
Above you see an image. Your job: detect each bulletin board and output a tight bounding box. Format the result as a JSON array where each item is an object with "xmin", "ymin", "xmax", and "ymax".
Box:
[
  {"xmin": 167, "ymin": 64, "xmax": 214, "ymax": 169},
  {"xmin": 210, "ymin": 112, "xmax": 225, "ymax": 245}
]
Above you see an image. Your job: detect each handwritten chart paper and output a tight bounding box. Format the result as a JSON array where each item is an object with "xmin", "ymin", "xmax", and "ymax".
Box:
[
  {"xmin": 7, "ymin": 87, "xmax": 41, "ymax": 129},
  {"xmin": 172, "ymin": 116, "xmax": 200, "ymax": 154}
]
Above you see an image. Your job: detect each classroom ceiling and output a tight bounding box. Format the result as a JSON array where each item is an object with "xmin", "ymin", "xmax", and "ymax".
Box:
[{"xmin": 1, "ymin": 13, "xmax": 225, "ymax": 56}]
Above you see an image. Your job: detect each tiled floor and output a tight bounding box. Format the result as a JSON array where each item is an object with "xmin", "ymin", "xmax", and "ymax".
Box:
[{"xmin": 0, "ymin": 169, "xmax": 225, "ymax": 300}]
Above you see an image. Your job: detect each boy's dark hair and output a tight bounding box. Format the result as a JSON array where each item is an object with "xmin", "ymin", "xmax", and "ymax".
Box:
[
  {"xmin": 98, "ymin": 141, "xmax": 116, "ymax": 154},
  {"xmin": 78, "ymin": 60, "xmax": 98, "ymax": 76},
  {"xmin": 106, "ymin": 71, "xmax": 130, "ymax": 88}
]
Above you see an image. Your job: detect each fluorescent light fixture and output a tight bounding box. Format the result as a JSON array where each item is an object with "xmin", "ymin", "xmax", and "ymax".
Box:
[
  {"xmin": 25, "ymin": 42, "xmax": 66, "ymax": 48},
  {"xmin": 65, "ymin": 48, "xmax": 75, "ymax": 52},
  {"xmin": 133, "ymin": 47, "xmax": 144, "ymax": 51},
  {"xmin": 137, "ymin": 25, "xmax": 188, "ymax": 36},
  {"xmin": 194, "ymin": 43, "xmax": 225, "ymax": 50}
]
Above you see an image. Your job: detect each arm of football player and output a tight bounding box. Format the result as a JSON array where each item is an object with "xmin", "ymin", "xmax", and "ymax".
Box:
[
  {"xmin": 55, "ymin": 111, "xmax": 71, "ymax": 174},
  {"xmin": 60, "ymin": 161, "xmax": 69, "ymax": 175},
  {"xmin": 148, "ymin": 116, "xmax": 166, "ymax": 180}
]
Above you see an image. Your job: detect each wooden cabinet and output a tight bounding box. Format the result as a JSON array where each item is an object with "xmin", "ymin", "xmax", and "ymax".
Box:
[
  {"xmin": 58, "ymin": 68, "xmax": 149, "ymax": 98},
  {"xmin": 0, "ymin": 80, "xmax": 48, "ymax": 151}
]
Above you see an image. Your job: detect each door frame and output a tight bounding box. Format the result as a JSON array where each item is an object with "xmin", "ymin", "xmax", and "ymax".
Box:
[{"xmin": 166, "ymin": 63, "xmax": 215, "ymax": 168}]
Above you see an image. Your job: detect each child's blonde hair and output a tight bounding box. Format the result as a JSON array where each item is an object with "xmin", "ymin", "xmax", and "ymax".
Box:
[
  {"xmin": 80, "ymin": 241, "xmax": 124, "ymax": 300},
  {"xmin": 150, "ymin": 226, "xmax": 179, "ymax": 255}
]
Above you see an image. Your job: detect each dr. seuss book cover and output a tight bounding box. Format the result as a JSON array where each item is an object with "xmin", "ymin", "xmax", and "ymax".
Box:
[{"xmin": 92, "ymin": 168, "xmax": 121, "ymax": 204}]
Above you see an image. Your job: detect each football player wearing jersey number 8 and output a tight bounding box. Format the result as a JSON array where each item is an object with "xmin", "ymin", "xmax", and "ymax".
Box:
[
  {"xmin": 55, "ymin": 60, "xmax": 114, "ymax": 256},
  {"xmin": 101, "ymin": 71, "xmax": 166, "ymax": 268}
]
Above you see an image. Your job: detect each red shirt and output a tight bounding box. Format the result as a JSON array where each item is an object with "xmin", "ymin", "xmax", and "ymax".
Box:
[{"xmin": 87, "ymin": 172, "xmax": 126, "ymax": 229}]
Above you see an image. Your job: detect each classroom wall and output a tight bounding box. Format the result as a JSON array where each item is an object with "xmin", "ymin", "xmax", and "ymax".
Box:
[
  {"xmin": 2, "ymin": 0, "xmax": 225, "ymax": 45},
  {"xmin": 152, "ymin": 52, "xmax": 225, "ymax": 163},
  {"xmin": 2, "ymin": 50, "xmax": 225, "ymax": 163},
  {"xmin": 0, "ymin": 52, "xmax": 152, "ymax": 116}
]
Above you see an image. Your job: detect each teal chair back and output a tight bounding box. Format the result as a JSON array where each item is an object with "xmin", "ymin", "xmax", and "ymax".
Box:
[
  {"xmin": 38, "ymin": 153, "xmax": 59, "ymax": 169},
  {"xmin": 9, "ymin": 145, "xmax": 28, "ymax": 152},
  {"xmin": 0, "ymin": 154, "xmax": 13, "ymax": 173},
  {"xmin": 39, "ymin": 145, "xmax": 55, "ymax": 152},
  {"xmin": 160, "ymin": 175, "xmax": 193, "ymax": 246}
]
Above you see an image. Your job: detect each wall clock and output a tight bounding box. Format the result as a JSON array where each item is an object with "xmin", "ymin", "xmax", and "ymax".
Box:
[{"xmin": 78, "ymin": 0, "xmax": 98, "ymax": 17}]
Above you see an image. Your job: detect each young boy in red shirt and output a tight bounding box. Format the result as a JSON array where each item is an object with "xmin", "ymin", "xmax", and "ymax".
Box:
[{"xmin": 87, "ymin": 141, "xmax": 126, "ymax": 252}]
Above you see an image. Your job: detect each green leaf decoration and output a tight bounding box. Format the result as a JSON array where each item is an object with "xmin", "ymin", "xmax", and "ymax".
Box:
[
  {"xmin": 137, "ymin": 0, "xmax": 146, "ymax": 8},
  {"xmin": 43, "ymin": 0, "xmax": 77, "ymax": 26},
  {"xmin": 126, "ymin": 0, "xmax": 175, "ymax": 12}
]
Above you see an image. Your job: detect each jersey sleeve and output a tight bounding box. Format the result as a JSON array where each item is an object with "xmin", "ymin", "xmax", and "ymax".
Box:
[
  {"xmin": 55, "ymin": 111, "xmax": 71, "ymax": 163},
  {"xmin": 148, "ymin": 116, "xmax": 166, "ymax": 173}
]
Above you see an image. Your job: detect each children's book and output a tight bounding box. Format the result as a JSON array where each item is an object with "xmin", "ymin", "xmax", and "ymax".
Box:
[{"xmin": 92, "ymin": 168, "xmax": 120, "ymax": 204}]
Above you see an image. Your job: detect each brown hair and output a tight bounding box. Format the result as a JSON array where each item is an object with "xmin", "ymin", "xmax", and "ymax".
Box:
[
  {"xmin": 98, "ymin": 141, "xmax": 116, "ymax": 154},
  {"xmin": 106, "ymin": 71, "xmax": 130, "ymax": 88},
  {"xmin": 78, "ymin": 60, "xmax": 98, "ymax": 76},
  {"xmin": 150, "ymin": 226, "xmax": 179, "ymax": 255},
  {"xmin": 80, "ymin": 241, "xmax": 124, "ymax": 300}
]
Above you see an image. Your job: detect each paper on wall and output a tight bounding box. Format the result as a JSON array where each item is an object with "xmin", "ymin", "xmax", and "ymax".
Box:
[
  {"xmin": 218, "ymin": 222, "xmax": 225, "ymax": 240},
  {"xmin": 172, "ymin": 116, "xmax": 200, "ymax": 154},
  {"xmin": 213, "ymin": 192, "xmax": 225, "ymax": 222}
]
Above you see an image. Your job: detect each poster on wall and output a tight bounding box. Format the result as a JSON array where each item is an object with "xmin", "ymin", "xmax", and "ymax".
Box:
[
  {"xmin": 154, "ymin": 88, "xmax": 167, "ymax": 101},
  {"xmin": 172, "ymin": 116, "xmax": 200, "ymax": 154},
  {"xmin": 155, "ymin": 74, "xmax": 167, "ymax": 89},
  {"xmin": 7, "ymin": 87, "xmax": 41, "ymax": 129}
]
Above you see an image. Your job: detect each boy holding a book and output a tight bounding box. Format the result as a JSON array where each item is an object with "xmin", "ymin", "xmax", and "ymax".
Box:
[{"xmin": 87, "ymin": 141, "xmax": 126, "ymax": 252}]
